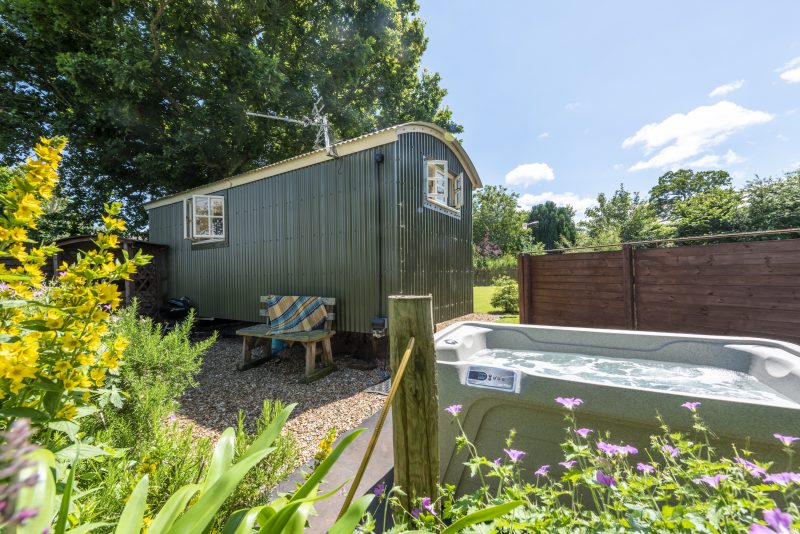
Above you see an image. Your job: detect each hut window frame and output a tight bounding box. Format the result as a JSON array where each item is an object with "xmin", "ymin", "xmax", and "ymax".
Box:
[
  {"xmin": 426, "ymin": 160, "xmax": 464, "ymax": 212},
  {"xmin": 184, "ymin": 195, "xmax": 226, "ymax": 243}
]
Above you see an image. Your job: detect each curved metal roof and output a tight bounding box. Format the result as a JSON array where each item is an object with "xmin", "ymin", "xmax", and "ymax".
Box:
[{"xmin": 144, "ymin": 121, "xmax": 481, "ymax": 210}]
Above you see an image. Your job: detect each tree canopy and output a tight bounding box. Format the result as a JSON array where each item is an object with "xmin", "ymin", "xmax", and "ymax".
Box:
[
  {"xmin": 648, "ymin": 169, "xmax": 733, "ymax": 219},
  {"xmin": 472, "ymin": 185, "xmax": 530, "ymax": 256},
  {"xmin": 528, "ymin": 201, "xmax": 577, "ymax": 250},
  {"xmin": 0, "ymin": 0, "xmax": 461, "ymax": 231},
  {"xmin": 580, "ymin": 184, "xmax": 671, "ymax": 244}
]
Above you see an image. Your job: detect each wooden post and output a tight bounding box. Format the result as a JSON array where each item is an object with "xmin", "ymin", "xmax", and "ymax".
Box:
[
  {"xmin": 389, "ymin": 295, "xmax": 438, "ymax": 514},
  {"xmin": 622, "ymin": 245, "xmax": 636, "ymax": 330},
  {"xmin": 517, "ymin": 255, "xmax": 534, "ymax": 324}
]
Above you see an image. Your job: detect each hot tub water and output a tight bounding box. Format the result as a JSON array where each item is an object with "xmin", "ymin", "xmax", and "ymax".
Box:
[{"xmin": 467, "ymin": 348, "xmax": 796, "ymax": 405}]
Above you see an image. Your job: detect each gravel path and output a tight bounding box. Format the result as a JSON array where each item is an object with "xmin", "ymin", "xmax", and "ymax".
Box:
[
  {"xmin": 175, "ymin": 313, "xmax": 501, "ymax": 465},
  {"xmin": 175, "ymin": 337, "xmax": 388, "ymax": 464}
]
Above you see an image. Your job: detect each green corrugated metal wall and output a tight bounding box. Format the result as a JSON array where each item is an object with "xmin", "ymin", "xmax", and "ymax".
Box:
[
  {"xmin": 395, "ymin": 132, "xmax": 474, "ymax": 324},
  {"xmin": 148, "ymin": 131, "xmax": 473, "ymax": 332}
]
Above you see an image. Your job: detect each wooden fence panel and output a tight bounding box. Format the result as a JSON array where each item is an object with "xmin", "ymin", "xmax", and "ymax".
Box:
[
  {"xmin": 522, "ymin": 250, "xmax": 627, "ymax": 329},
  {"xmin": 518, "ymin": 238, "xmax": 800, "ymax": 345}
]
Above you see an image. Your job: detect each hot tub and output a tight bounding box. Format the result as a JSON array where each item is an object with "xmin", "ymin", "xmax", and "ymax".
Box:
[{"xmin": 435, "ymin": 322, "xmax": 800, "ymax": 492}]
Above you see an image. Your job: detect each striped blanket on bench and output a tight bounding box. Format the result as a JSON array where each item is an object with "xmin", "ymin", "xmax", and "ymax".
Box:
[{"xmin": 264, "ymin": 295, "xmax": 327, "ymax": 334}]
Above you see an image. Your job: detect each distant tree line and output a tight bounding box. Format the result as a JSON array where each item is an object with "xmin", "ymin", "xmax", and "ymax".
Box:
[{"xmin": 472, "ymin": 167, "xmax": 800, "ymax": 279}]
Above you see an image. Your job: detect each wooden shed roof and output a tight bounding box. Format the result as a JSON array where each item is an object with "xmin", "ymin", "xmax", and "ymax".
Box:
[{"xmin": 144, "ymin": 121, "xmax": 482, "ymax": 210}]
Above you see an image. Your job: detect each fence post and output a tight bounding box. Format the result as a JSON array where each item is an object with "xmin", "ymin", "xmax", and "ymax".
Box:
[
  {"xmin": 517, "ymin": 254, "xmax": 533, "ymax": 324},
  {"xmin": 389, "ymin": 295, "xmax": 439, "ymax": 514},
  {"xmin": 622, "ymin": 245, "xmax": 636, "ymax": 330}
]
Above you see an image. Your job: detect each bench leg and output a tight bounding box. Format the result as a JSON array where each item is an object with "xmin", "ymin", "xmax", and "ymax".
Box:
[
  {"xmin": 238, "ymin": 336, "xmax": 275, "ymax": 371},
  {"xmin": 322, "ymin": 337, "xmax": 333, "ymax": 365},
  {"xmin": 305, "ymin": 341, "xmax": 318, "ymax": 376}
]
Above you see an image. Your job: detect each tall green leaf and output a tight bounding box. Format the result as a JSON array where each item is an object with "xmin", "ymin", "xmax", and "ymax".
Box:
[
  {"xmin": 147, "ymin": 483, "xmax": 201, "ymax": 533},
  {"xmin": 166, "ymin": 446, "xmax": 275, "ymax": 534},
  {"xmin": 15, "ymin": 449, "xmax": 57, "ymax": 534},
  {"xmin": 114, "ymin": 475, "xmax": 149, "ymax": 534},
  {"xmin": 202, "ymin": 427, "xmax": 236, "ymax": 495},
  {"xmin": 441, "ymin": 500, "xmax": 524, "ymax": 534},
  {"xmin": 328, "ymin": 494, "xmax": 374, "ymax": 534}
]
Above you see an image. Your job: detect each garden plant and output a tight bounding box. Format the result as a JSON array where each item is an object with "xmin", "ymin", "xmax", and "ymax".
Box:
[{"xmin": 376, "ymin": 397, "xmax": 800, "ymax": 532}]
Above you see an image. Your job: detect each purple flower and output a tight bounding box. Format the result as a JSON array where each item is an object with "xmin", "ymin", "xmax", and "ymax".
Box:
[
  {"xmin": 763, "ymin": 472, "xmax": 800, "ymax": 486},
  {"xmin": 167, "ymin": 414, "xmax": 177, "ymax": 423},
  {"xmin": 559, "ymin": 460, "xmax": 577, "ymax": 469},
  {"xmin": 693, "ymin": 474, "xmax": 728, "ymax": 488},
  {"xmin": 493, "ymin": 457, "xmax": 501, "ymax": 467},
  {"xmin": 774, "ymin": 434, "xmax": 800, "ymax": 447},
  {"xmin": 535, "ymin": 464, "xmax": 550, "ymax": 476},
  {"xmin": 555, "ymin": 397, "xmax": 583, "ymax": 410},
  {"xmin": 445, "ymin": 404, "xmax": 462, "ymax": 416},
  {"xmin": 749, "ymin": 508, "xmax": 793, "ymax": 534},
  {"xmin": 373, "ymin": 481, "xmax": 386, "ymax": 497},
  {"xmin": 575, "ymin": 428, "xmax": 593, "ymax": 438},
  {"xmin": 734, "ymin": 457, "xmax": 767, "ymax": 477},
  {"xmin": 504, "ymin": 448, "xmax": 526, "ymax": 462},
  {"xmin": 596, "ymin": 471, "xmax": 616, "ymax": 487},
  {"xmin": 411, "ymin": 508, "xmax": 420, "ymax": 519},
  {"xmin": 662, "ymin": 445, "xmax": 680, "ymax": 458},
  {"xmin": 681, "ymin": 401, "xmax": 701, "ymax": 412},
  {"xmin": 636, "ymin": 463, "xmax": 655, "ymax": 474},
  {"xmin": 421, "ymin": 496, "xmax": 436, "ymax": 516},
  {"xmin": 597, "ymin": 441, "xmax": 638, "ymax": 457},
  {"xmin": 58, "ymin": 271, "xmax": 67, "ymax": 277},
  {"xmin": 337, "ymin": 486, "xmax": 347, "ymax": 496}
]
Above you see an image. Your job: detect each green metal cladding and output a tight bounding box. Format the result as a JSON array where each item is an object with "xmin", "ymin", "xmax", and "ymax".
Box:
[{"xmin": 147, "ymin": 129, "xmax": 475, "ymax": 333}]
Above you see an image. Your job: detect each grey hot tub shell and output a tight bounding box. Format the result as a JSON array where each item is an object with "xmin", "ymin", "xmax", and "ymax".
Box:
[{"xmin": 435, "ymin": 322, "xmax": 800, "ymax": 493}]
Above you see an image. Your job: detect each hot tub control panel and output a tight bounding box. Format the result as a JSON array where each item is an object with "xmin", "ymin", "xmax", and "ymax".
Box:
[{"xmin": 466, "ymin": 365, "xmax": 518, "ymax": 392}]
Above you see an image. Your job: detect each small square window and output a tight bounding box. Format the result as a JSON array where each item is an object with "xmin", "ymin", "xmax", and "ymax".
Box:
[
  {"xmin": 184, "ymin": 195, "xmax": 225, "ymax": 242},
  {"xmin": 426, "ymin": 160, "xmax": 464, "ymax": 210}
]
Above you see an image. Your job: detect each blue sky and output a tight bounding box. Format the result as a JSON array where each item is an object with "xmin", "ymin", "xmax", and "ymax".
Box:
[{"xmin": 417, "ymin": 1, "xmax": 800, "ymax": 216}]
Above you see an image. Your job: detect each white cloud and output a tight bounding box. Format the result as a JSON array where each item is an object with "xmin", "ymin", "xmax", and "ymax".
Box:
[
  {"xmin": 505, "ymin": 163, "xmax": 555, "ymax": 187},
  {"xmin": 565, "ymin": 101, "xmax": 582, "ymax": 111},
  {"xmin": 709, "ymin": 79, "xmax": 744, "ymax": 98},
  {"xmin": 622, "ymin": 101, "xmax": 773, "ymax": 171},
  {"xmin": 612, "ymin": 163, "xmax": 625, "ymax": 170},
  {"xmin": 518, "ymin": 192, "xmax": 597, "ymax": 219},
  {"xmin": 537, "ymin": 132, "xmax": 550, "ymax": 139},
  {"xmin": 778, "ymin": 57, "xmax": 800, "ymax": 83},
  {"xmin": 686, "ymin": 149, "xmax": 743, "ymax": 168}
]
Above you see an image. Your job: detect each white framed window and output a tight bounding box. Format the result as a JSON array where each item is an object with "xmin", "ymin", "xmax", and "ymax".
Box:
[
  {"xmin": 426, "ymin": 160, "xmax": 464, "ymax": 211},
  {"xmin": 184, "ymin": 195, "xmax": 225, "ymax": 242}
]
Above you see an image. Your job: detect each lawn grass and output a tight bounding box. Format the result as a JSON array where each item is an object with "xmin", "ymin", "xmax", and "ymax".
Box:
[{"xmin": 473, "ymin": 285, "xmax": 519, "ymax": 324}]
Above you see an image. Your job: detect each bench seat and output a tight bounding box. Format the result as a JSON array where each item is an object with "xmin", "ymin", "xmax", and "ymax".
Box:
[{"xmin": 235, "ymin": 296, "xmax": 337, "ymax": 382}]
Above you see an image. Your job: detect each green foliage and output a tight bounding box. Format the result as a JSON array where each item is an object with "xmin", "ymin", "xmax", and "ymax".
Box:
[
  {"xmin": 473, "ymin": 253, "xmax": 516, "ymax": 286},
  {"xmin": 649, "ymin": 169, "xmax": 733, "ymax": 219},
  {"xmin": 0, "ymin": 0, "xmax": 460, "ymax": 231},
  {"xmin": 741, "ymin": 170, "xmax": 800, "ymax": 231},
  {"xmin": 581, "ymin": 184, "xmax": 673, "ymax": 245},
  {"xmin": 490, "ymin": 276, "xmax": 519, "ymax": 314},
  {"xmin": 472, "ymin": 186, "xmax": 531, "ymax": 256},
  {"xmin": 420, "ymin": 400, "xmax": 800, "ymax": 532},
  {"xmin": 528, "ymin": 201, "xmax": 577, "ymax": 249},
  {"xmin": 672, "ymin": 187, "xmax": 743, "ymax": 237}
]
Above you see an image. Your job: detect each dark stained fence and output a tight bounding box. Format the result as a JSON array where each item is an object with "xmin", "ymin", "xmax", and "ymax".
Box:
[{"xmin": 518, "ymin": 239, "xmax": 800, "ymax": 345}]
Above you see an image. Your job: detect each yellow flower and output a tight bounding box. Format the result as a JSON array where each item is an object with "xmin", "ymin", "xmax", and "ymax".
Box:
[
  {"xmin": 101, "ymin": 215, "xmax": 126, "ymax": 233},
  {"xmin": 60, "ymin": 333, "xmax": 80, "ymax": 351},
  {"xmin": 95, "ymin": 283, "xmax": 121, "ymax": 308},
  {"xmin": 56, "ymin": 403, "xmax": 78, "ymax": 421},
  {"xmin": 5, "ymin": 363, "xmax": 36, "ymax": 383},
  {"xmin": 45, "ymin": 312, "xmax": 64, "ymax": 330},
  {"xmin": 90, "ymin": 368, "xmax": 106, "ymax": 387},
  {"xmin": 53, "ymin": 360, "xmax": 72, "ymax": 374},
  {"xmin": 112, "ymin": 336, "xmax": 129, "ymax": 353}
]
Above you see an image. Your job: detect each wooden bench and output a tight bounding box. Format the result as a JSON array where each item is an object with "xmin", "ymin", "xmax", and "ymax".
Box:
[{"xmin": 236, "ymin": 296, "xmax": 336, "ymax": 383}]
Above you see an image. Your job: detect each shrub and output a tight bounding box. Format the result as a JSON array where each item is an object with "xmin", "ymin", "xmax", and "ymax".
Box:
[
  {"xmin": 391, "ymin": 398, "xmax": 800, "ymax": 532},
  {"xmin": 473, "ymin": 253, "xmax": 516, "ymax": 286},
  {"xmin": 490, "ymin": 275, "xmax": 519, "ymax": 314}
]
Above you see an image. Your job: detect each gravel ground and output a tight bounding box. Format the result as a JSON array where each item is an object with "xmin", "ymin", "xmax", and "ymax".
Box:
[
  {"xmin": 174, "ymin": 337, "xmax": 388, "ymax": 464},
  {"xmin": 175, "ymin": 313, "xmax": 500, "ymax": 465},
  {"xmin": 436, "ymin": 313, "xmax": 501, "ymax": 330}
]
